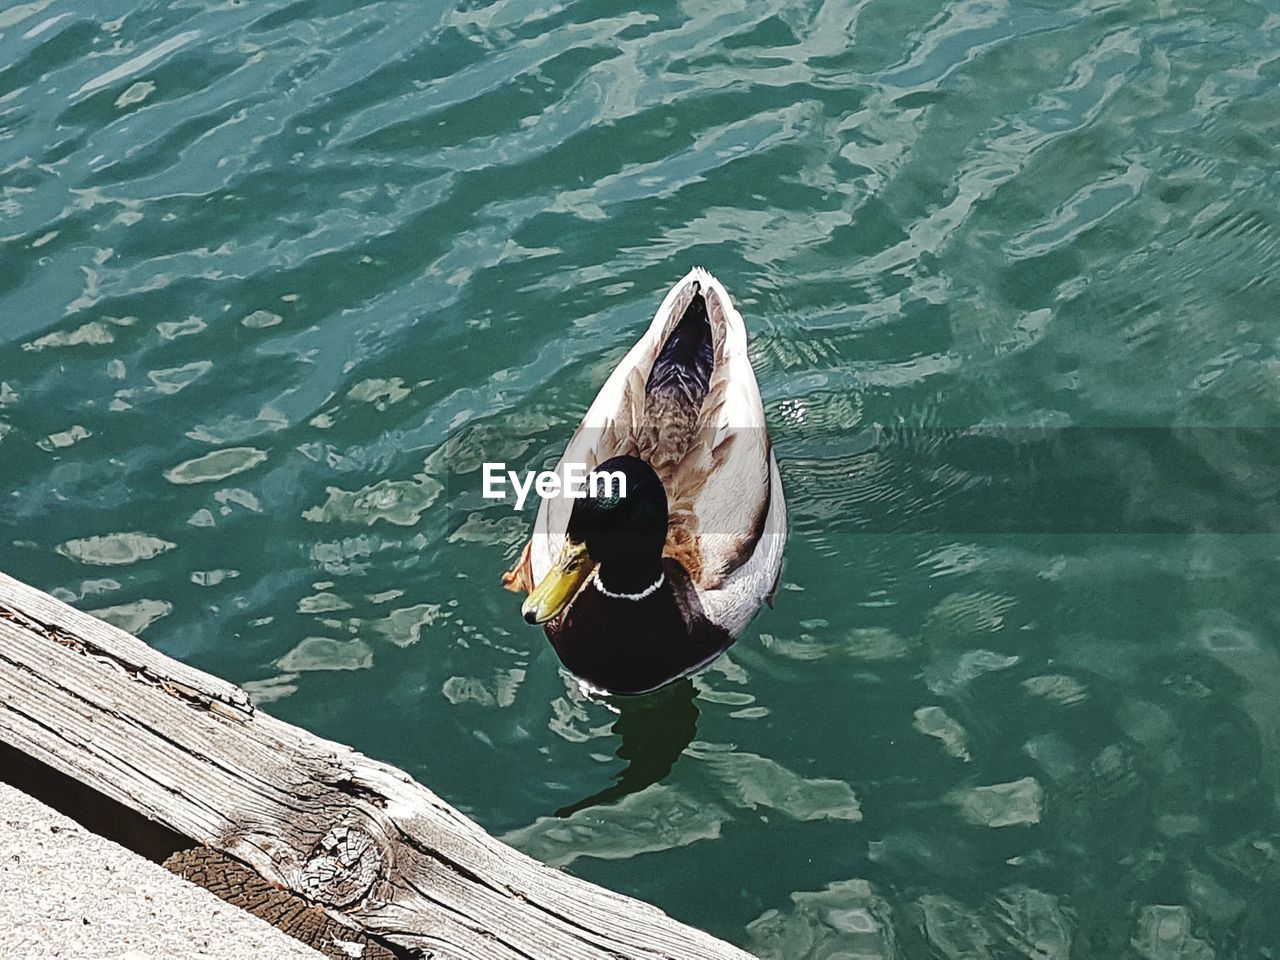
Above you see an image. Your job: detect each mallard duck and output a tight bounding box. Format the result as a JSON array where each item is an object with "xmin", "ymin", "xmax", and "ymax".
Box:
[{"xmin": 503, "ymin": 267, "xmax": 786, "ymax": 695}]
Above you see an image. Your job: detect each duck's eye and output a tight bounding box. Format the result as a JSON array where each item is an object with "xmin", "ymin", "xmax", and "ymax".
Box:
[{"xmin": 587, "ymin": 471, "xmax": 625, "ymax": 509}]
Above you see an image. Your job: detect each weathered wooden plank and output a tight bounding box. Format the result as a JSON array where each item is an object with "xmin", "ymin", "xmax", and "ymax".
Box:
[
  {"xmin": 0, "ymin": 572, "xmax": 250, "ymax": 718},
  {"xmin": 0, "ymin": 571, "xmax": 754, "ymax": 960}
]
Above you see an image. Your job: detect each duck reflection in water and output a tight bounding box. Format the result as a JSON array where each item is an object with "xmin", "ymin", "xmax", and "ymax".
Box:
[{"xmin": 555, "ymin": 678, "xmax": 699, "ymax": 818}]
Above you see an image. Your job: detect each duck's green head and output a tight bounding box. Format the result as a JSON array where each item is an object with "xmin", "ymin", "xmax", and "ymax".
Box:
[{"xmin": 521, "ymin": 456, "xmax": 668, "ymax": 624}]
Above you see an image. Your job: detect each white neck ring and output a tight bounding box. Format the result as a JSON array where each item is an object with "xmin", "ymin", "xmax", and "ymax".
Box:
[{"xmin": 591, "ymin": 568, "xmax": 664, "ymax": 601}]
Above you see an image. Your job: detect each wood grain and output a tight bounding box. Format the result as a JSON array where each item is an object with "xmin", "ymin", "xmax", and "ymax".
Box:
[{"xmin": 0, "ymin": 571, "xmax": 754, "ymax": 960}]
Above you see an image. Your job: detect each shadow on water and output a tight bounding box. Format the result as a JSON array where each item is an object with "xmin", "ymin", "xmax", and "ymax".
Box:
[{"xmin": 555, "ymin": 679, "xmax": 699, "ymax": 818}]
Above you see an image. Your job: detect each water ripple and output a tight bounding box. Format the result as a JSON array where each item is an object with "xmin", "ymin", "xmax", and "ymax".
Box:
[{"xmin": 3, "ymin": 0, "xmax": 1280, "ymax": 953}]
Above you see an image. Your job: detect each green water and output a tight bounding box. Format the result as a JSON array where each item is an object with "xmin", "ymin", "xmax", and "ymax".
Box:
[{"xmin": 4, "ymin": 0, "xmax": 1280, "ymax": 955}]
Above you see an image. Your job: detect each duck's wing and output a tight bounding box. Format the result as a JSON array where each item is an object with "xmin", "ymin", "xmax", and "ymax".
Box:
[
  {"xmin": 504, "ymin": 276, "xmax": 696, "ymax": 593},
  {"xmin": 660, "ymin": 272, "xmax": 786, "ymax": 634},
  {"xmin": 506, "ymin": 270, "xmax": 707, "ymax": 590},
  {"xmin": 659, "ymin": 271, "xmax": 774, "ymax": 590}
]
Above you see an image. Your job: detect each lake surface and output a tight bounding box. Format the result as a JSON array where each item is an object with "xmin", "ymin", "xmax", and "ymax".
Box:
[{"xmin": 3, "ymin": 0, "xmax": 1280, "ymax": 955}]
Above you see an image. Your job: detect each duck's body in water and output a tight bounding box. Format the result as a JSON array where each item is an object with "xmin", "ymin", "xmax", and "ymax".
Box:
[{"xmin": 504, "ymin": 268, "xmax": 787, "ymax": 696}]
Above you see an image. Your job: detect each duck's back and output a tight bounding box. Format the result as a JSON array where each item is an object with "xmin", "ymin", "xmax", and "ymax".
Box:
[{"xmin": 637, "ymin": 288, "xmax": 715, "ymax": 472}]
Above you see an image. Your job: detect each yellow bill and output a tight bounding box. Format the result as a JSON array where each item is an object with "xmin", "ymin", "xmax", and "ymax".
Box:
[{"xmin": 521, "ymin": 539, "xmax": 595, "ymax": 624}]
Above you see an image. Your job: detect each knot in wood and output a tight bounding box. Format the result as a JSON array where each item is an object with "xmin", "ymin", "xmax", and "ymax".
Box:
[{"xmin": 299, "ymin": 823, "xmax": 383, "ymax": 907}]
